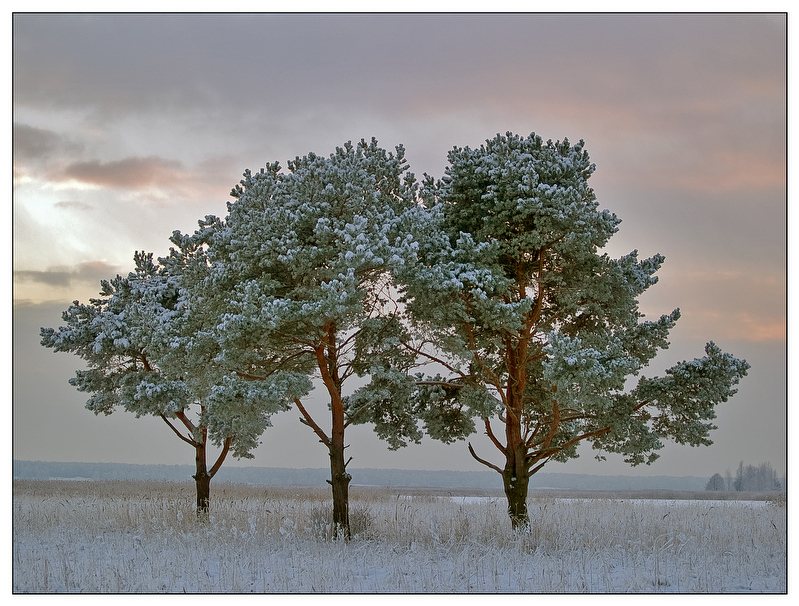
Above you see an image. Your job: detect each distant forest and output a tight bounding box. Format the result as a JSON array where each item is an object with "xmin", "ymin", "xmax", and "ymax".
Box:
[
  {"xmin": 12, "ymin": 460, "xmax": 716, "ymax": 492},
  {"xmin": 705, "ymin": 462, "xmax": 784, "ymax": 492}
]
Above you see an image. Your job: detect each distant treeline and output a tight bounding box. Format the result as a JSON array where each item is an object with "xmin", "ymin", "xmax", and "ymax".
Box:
[
  {"xmin": 13, "ymin": 460, "xmax": 709, "ymax": 492},
  {"xmin": 705, "ymin": 461, "xmax": 784, "ymax": 492}
]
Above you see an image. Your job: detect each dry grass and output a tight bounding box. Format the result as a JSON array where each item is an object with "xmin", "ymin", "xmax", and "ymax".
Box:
[{"xmin": 12, "ymin": 479, "xmax": 787, "ymax": 593}]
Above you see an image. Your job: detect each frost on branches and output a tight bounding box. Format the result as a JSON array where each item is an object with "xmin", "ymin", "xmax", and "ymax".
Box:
[
  {"xmin": 398, "ymin": 132, "xmax": 749, "ymax": 529},
  {"xmin": 40, "ymin": 251, "xmax": 302, "ymax": 518}
]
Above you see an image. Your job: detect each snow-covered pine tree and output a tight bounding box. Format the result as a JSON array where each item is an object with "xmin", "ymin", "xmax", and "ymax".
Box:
[
  {"xmin": 178, "ymin": 138, "xmax": 425, "ymax": 538},
  {"xmin": 40, "ymin": 251, "xmax": 304, "ymax": 517},
  {"xmin": 398, "ymin": 132, "xmax": 750, "ymax": 529}
]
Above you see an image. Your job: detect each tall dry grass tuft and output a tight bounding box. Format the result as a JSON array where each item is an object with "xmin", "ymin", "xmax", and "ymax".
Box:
[{"xmin": 12, "ymin": 480, "xmax": 786, "ymax": 593}]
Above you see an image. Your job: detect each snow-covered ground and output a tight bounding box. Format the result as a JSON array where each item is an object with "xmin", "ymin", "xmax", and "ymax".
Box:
[
  {"xmin": 12, "ymin": 480, "xmax": 786, "ymax": 593},
  {"xmin": 449, "ymin": 495, "xmax": 772, "ymax": 507}
]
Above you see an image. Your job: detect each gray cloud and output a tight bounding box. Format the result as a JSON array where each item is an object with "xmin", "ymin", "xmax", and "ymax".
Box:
[
  {"xmin": 13, "ymin": 14, "xmax": 783, "ymax": 121},
  {"xmin": 14, "ymin": 261, "xmax": 121, "ymax": 289},
  {"xmin": 53, "ymin": 200, "xmax": 94, "ymax": 211},
  {"xmin": 13, "ymin": 123, "xmax": 84, "ymax": 163},
  {"xmin": 13, "ymin": 14, "xmax": 785, "ymax": 193}
]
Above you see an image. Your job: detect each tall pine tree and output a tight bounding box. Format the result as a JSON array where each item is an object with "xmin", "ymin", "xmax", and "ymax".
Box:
[
  {"xmin": 400, "ymin": 132, "xmax": 749, "ymax": 529},
  {"xmin": 41, "ymin": 252, "xmax": 304, "ymax": 517},
  {"xmin": 178, "ymin": 139, "xmax": 424, "ymax": 537}
]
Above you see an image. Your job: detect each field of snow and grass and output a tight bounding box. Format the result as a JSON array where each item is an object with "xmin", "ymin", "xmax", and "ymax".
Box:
[{"xmin": 12, "ymin": 479, "xmax": 786, "ymax": 593}]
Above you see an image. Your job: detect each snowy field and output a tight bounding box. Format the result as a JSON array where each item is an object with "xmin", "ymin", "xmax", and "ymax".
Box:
[{"xmin": 12, "ymin": 480, "xmax": 786, "ymax": 593}]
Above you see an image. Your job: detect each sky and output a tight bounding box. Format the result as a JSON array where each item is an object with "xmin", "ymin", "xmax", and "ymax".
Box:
[{"xmin": 10, "ymin": 12, "xmax": 788, "ymax": 481}]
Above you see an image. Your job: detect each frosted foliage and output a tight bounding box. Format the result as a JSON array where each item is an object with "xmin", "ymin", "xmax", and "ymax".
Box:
[
  {"xmin": 40, "ymin": 253, "xmax": 191, "ymax": 419},
  {"xmin": 13, "ymin": 481, "xmax": 786, "ymax": 593},
  {"xmin": 630, "ymin": 343, "xmax": 751, "ymax": 451},
  {"xmin": 39, "ymin": 131, "xmax": 752, "ymax": 531},
  {"xmin": 345, "ymin": 368, "xmax": 422, "ymax": 450},
  {"xmin": 40, "ymin": 251, "xmax": 296, "ymax": 462},
  {"xmin": 399, "ymin": 132, "xmax": 749, "ymax": 484},
  {"xmin": 204, "ymin": 372, "xmax": 312, "ymax": 458}
]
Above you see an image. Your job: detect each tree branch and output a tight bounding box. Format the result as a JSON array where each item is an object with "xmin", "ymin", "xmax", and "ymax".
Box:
[
  {"xmin": 338, "ymin": 326, "xmax": 363, "ymax": 351},
  {"xmin": 233, "ymin": 370, "xmax": 268, "ymax": 381},
  {"xmin": 208, "ymin": 436, "xmax": 232, "ymax": 478},
  {"xmin": 471, "ymin": 350, "xmax": 509, "ymax": 410},
  {"xmin": 231, "ymin": 349, "xmax": 311, "ymax": 381},
  {"xmin": 525, "ymin": 421, "xmax": 541, "ymax": 449},
  {"xmin": 526, "ymin": 425, "xmax": 614, "ymax": 473},
  {"xmin": 294, "ymin": 397, "xmax": 331, "ymax": 448},
  {"xmin": 399, "ymin": 339, "xmax": 465, "ymax": 378},
  {"xmin": 159, "ymin": 414, "xmax": 198, "ymax": 447},
  {"xmin": 140, "ymin": 352, "xmax": 153, "ymax": 372},
  {"xmin": 315, "ymin": 324, "xmax": 340, "ymax": 395},
  {"xmin": 467, "ymin": 442, "xmax": 504, "ymax": 474},
  {"xmin": 540, "ymin": 395, "xmax": 561, "ymax": 451},
  {"xmin": 173, "ymin": 409, "xmax": 197, "ymax": 435},
  {"xmin": 529, "ymin": 459, "xmax": 549, "ymax": 476},
  {"xmin": 482, "ymin": 417, "xmax": 507, "ymax": 456},
  {"xmin": 415, "ymin": 380, "xmax": 464, "ymax": 389}
]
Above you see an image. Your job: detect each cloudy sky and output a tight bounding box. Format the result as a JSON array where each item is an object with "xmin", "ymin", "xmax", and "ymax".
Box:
[{"xmin": 11, "ymin": 13, "xmax": 787, "ymax": 480}]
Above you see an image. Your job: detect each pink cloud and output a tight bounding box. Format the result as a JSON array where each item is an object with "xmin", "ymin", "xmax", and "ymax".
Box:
[
  {"xmin": 680, "ymin": 310, "xmax": 785, "ymax": 343},
  {"xmin": 58, "ymin": 156, "xmax": 189, "ymax": 189}
]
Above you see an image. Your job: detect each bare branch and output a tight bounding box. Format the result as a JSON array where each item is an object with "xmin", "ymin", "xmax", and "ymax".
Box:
[
  {"xmin": 471, "ymin": 350, "xmax": 509, "ymax": 410},
  {"xmin": 173, "ymin": 409, "xmax": 197, "ymax": 435},
  {"xmin": 482, "ymin": 417, "xmax": 507, "ymax": 456},
  {"xmin": 526, "ymin": 425, "xmax": 614, "ymax": 473},
  {"xmin": 467, "ymin": 442, "xmax": 504, "ymax": 475},
  {"xmin": 208, "ymin": 436, "xmax": 232, "ymax": 478},
  {"xmin": 159, "ymin": 414, "xmax": 198, "ymax": 447},
  {"xmin": 529, "ymin": 460, "xmax": 548, "ymax": 476},
  {"xmin": 399, "ymin": 339, "xmax": 465, "ymax": 378},
  {"xmin": 294, "ymin": 397, "xmax": 331, "ymax": 448},
  {"xmin": 540, "ymin": 397, "xmax": 561, "ymax": 451}
]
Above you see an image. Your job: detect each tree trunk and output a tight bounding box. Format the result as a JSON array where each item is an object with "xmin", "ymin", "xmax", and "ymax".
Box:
[
  {"xmin": 503, "ymin": 365, "xmax": 530, "ymax": 530},
  {"xmin": 502, "ymin": 463, "xmax": 530, "ymax": 530},
  {"xmin": 502, "ymin": 419, "xmax": 531, "ymax": 530},
  {"xmin": 327, "ymin": 371, "xmax": 351, "ymax": 539},
  {"xmin": 192, "ymin": 441, "xmax": 211, "ymax": 519},
  {"xmin": 161, "ymin": 411, "xmax": 231, "ymax": 521},
  {"xmin": 313, "ymin": 324, "xmax": 351, "ymax": 539},
  {"xmin": 328, "ymin": 441, "xmax": 351, "ymax": 540}
]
